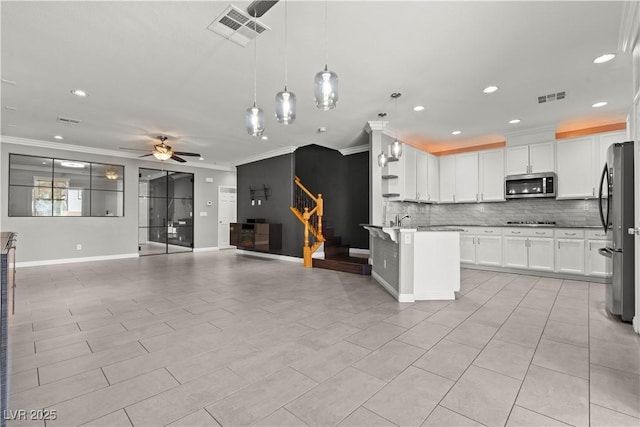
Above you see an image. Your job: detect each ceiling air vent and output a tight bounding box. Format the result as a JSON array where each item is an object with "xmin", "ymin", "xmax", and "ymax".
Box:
[
  {"xmin": 56, "ymin": 116, "xmax": 81, "ymax": 124},
  {"xmin": 207, "ymin": 5, "xmax": 271, "ymax": 47},
  {"xmin": 538, "ymin": 91, "xmax": 566, "ymax": 104}
]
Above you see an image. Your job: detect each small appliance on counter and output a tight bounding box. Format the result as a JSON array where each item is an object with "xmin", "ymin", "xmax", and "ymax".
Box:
[
  {"xmin": 598, "ymin": 141, "xmax": 635, "ymax": 322},
  {"xmin": 505, "ymin": 172, "xmax": 556, "ymax": 199}
]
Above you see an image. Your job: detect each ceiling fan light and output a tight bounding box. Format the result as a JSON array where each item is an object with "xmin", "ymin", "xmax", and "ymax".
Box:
[
  {"xmin": 152, "ymin": 151, "xmax": 172, "ymax": 161},
  {"xmin": 378, "ymin": 151, "xmax": 388, "ymax": 168},
  {"xmin": 314, "ymin": 66, "xmax": 338, "ymax": 110},
  {"xmin": 105, "ymin": 170, "xmax": 119, "ymax": 180},
  {"xmin": 275, "ymin": 88, "xmax": 296, "ymax": 124},
  {"xmin": 246, "ymin": 104, "xmax": 265, "ymax": 136}
]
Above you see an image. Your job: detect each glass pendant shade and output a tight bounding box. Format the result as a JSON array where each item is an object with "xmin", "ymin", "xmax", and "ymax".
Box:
[
  {"xmin": 314, "ymin": 65, "xmax": 338, "ymax": 110},
  {"xmin": 378, "ymin": 151, "xmax": 388, "ymax": 168},
  {"xmin": 245, "ymin": 104, "xmax": 265, "ymax": 137},
  {"xmin": 391, "ymin": 140, "xmax": 403, "ymax": 158},
  {"xmin": 275, "ymin": 88, "xmax": 296, "ymax": 124}
]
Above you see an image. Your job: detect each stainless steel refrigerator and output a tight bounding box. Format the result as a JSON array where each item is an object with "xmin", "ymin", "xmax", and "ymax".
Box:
[{"xmin": 598, "ymin": 141, "xmax": 635, "ymax": 322}]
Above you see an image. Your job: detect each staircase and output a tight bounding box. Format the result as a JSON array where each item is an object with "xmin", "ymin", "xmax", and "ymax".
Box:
[
  {"xmin": 312, "ymin": 225, "xmax": 371, "ymax": 275},
  {"xmin": 290, "ymin": 176, "xmax": 371, "ymax": 275}
]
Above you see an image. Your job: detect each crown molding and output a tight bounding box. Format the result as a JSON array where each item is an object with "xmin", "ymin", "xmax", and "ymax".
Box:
[
  {"xmin": 234, "ymin": 145, "xmax": 297, "ymax": 166},
  {"xmin": 339, "ymin": 144, "xmax": 369, "ymax": 156},
  {"xmin": 619, "ymin": 0, "xmax": 639, "ymax": 53},
  {"xmin": 365, "ymin": 120, "xmax": 387, "ymax": 132},
  {"xmin": 0, "ymin": 135, "xmax": 235, "ymax": 171}
]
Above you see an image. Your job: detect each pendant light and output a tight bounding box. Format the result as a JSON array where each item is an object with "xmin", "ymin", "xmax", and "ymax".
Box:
[
  {"xmin": 245, "ymin": 11, "xmax": 265, "ymax": 136},
  {"xmin": 377, "ymin": 113, "xmax": 388, "ymax": 167},
  {"xmin": 275, "ymin": 0, "xmax": 296, "ymax": 124},
  {"xmin": 390, "ymin": 92, "xmax": 403, "ymax": 159},
  {"xmin": 314, "ymin": 0, "xmax": 338, "ymax": 110}
]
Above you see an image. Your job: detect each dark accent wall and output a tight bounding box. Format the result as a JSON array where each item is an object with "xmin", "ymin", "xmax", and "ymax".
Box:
[
  {"xmin": 295, "ymin": 145, "xmax": 370, "ymax": 249},
  {"xmin": 236, "ymin": 153, "xmax": 302, "ymax": 257}
]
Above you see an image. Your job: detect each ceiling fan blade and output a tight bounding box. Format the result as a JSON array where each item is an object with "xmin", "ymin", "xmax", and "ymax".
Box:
[
  {"xmin": 120, "ymin": 147, "xmax": 149, "ymax": 152},
  {"xmin": 139, "ymin": 153, "xmax": 154, "ymax": 158},
  {"xmin": 173, "ymin": 151, "xmax": 201, "ymax": 157},
  {"xmin": 171, "ymin": 155, "xmax": 187, "ymax": 163}
]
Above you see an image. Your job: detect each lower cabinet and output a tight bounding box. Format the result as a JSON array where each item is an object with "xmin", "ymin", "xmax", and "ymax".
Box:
[
  {"xmin": 503, "ymin": 237, "xmax": 528, "ymax": 269},
  {"xmin": 460, "ymin": 234, "xmax": 476, "ymax": 264},
  {"xmin": 460, "ymin": 228, "xmax": 502, "ymax": 266},
  {"xmin": 476, "ymin": 235, "xmax": 502, "ymax": 266},
  {"xmin": 503, "ymin": 235, "xmax": 553, "ymax": 271},
  {"xmin": 230, "ymin": 223, "xmax": 282, "ymax": 252},
  {"xmin": 555, "ymin": 229, "xmax": 586, "ymax": 275},
  {"xmin": 586, "ymin": 239, "xmax": 610, "ymax": 276}
]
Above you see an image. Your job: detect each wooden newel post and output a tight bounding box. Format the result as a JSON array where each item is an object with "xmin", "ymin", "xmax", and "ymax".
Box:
[
  {"xmin": 303, "ymin": 207, "xmax": 312, "ymax": 267},
  {"xmin": 316, "ymin": 194, "xmax": 323, "ymax": 238}
]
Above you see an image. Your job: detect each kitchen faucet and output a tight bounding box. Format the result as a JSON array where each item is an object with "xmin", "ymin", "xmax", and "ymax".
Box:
[{"xmin": 396, "ymin": 214, "xmax": 411, "ymax": 227}]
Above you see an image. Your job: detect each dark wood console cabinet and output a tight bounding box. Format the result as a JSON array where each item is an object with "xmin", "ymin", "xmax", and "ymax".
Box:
[{"xmin": 230, "ymin": 223, "xmax": 282, "ymax": 252}]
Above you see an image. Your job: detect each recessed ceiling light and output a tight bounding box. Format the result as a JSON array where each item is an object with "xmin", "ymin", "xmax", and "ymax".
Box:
[
  {"xmin": 593, "ymin": 54, "xmax": 615, "ymax": 64},
  {"xmin": 317, "ymin": 127, "xmax": 327, "ymax": 133},
  {"xmin": 413, "ymin": 105, "xmax": 425, "ymax": 112},
  {"xmin": 41, "ymin": 162, "xmax": 47, "ymax": 165},
  {"xmin": 483, "ymin": 85, "xmax": 498, "ymax": 94},
  {"xmin": 71, "ymin": 89, "xmax": 88, "ymax": 97},
  {"xmin": 53, "ymin": 135, "xmax": 64, "ymax": 140},
  {"xmin": 199, "ymin": 157, "xmax": 204, "ymax": 160},
  {"xmin": 261, "ymin": 135, "xmax": 268, "ymax": 140},
  {"xmin": 60, "ymin": 161, "xmax": 85, "ymax": 168},
  {"xmin": 452, "ymin": 130, "xmax": 462, "ymax": 135},
  {"xmin": 509, "ymin": 119, "xmax": 521, "ymax": 124},
  {"xmin": 592, "ymin": 101, "xmax": 608, "ymax": 108}
]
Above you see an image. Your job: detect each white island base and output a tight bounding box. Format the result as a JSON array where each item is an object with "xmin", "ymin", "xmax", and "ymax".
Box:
[{"xmin": 364, "ymin": 226, "xmax": 461, "ymax": 302}]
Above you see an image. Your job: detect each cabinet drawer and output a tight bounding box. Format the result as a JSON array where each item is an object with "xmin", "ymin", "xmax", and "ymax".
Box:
[
  {"xmin": 476, "ymin": 227, "xmax": 502, "ymax": 236},
  {"xmin": 504, "ymin": 228, "xmax": 553, "ymax": 238},
  {"xmin": 555, "ymin": 229, "xmax": 585, "ymax": 239},
  {"xmin": 586, "ymin": 229, "xmax": 608, "ymax": 240},
  {"xmin": 459, "ymin": 227, "xmax": 480, "ymax": 235}
]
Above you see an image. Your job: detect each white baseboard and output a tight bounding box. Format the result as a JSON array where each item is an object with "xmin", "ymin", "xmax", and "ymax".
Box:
[
  {"xmin": 633, "ymin": 316, "xmax": 639, "ymax": 335},
  {"xmin": 193, "ymin": 247, "xmax": 220, "ymax": 253},
  {"xmin": 372, "ymin": 271, "xmax": 414, "ymax": 302},
  {"xmin": 16, "ymin": 253, "xmax": 139, "ymax": 268},
  {"xmin": 312, "ymin": 251, "xmax": 325, "ymax": 259},
  {"xmin": 349, "ymin": 248, "xmax": 370, "ymax": 256},
  {"xmin": 235, "ymin": 249, "xmax": 302, "ymax": 263}
]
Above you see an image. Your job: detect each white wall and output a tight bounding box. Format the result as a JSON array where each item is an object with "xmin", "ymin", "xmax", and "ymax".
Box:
[{"xmin": 0, "ymin": 139, "xmax": 235, "ymax": 264}]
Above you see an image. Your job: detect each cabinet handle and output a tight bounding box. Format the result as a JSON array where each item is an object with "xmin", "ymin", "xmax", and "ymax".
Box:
[
  {"xmin": 535, "ymin": 231, "xmax": 545, "ymax": 235},
  {"xmin": 476, "ymin": 194, "xmax": 479, "ymax": 202},
  {"xmin": 472, "ymin": 237, "xmax": 475, "ymax": 244},
  {"xmin": 558, "ymin": 241, "xmax": 561, "ymax": 249},
  {"xmin": 478, "ymin": 238, "xmax": 481, "ymax": 245},
  {"xmin": 592, "ymin": 187, "xmax": 595, "ymax": 196},
  {"xmin": 453, "ymin": 195, "xmax": 456, "ymax": 203},
  {"xmin": 526, "ymin": 239, "xmax": 530, "ymax": 247},
  {"xmin": 481, "ymin": 193, "xmax": 484, "ymax": 201},
  {"xmin": 512, "ymin": 231, "xmax": 521, "ymax": 234},
  {"xmin": 565, "ymin": 233, "xmax": 576, "ymax": 236},
  {"xmin": 589, "ymin": 242, "xmax": 592, "ymax": 251},
  {"xmin": 417, "ymin": 192, "xmax": 420, "ymax": 200},
  {"xmin": 484, "ymin": 230, "xmax": 493, "ymax": 233}
]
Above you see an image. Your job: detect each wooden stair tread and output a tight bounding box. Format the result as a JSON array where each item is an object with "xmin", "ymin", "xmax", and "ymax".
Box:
[{"xmin": 312, "ymin": 257, "xmax": 372, "ymax": 275}]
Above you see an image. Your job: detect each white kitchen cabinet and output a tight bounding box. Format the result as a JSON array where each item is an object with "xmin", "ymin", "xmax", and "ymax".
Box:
[
  {"xmin": 556, "ymin": 137, "xmax": 595, "ymax": 199},
  {"xmin": 528, "ymin": 238, "xmax": 555, "ymax": 271},
  {"xmin": 427, "ymin": 153, "xmax": 440, "ymax": 202},
  {"xmin": 479, "ymin": 149, "xmax": 505, "ymax": 201},
  {"xmin": 506, "ymin": 142, "xmax": 554, "ymax": 175},
  {"xmin": 556, "ymin": 238, "xmax": 585, "ymax": 274},
  {"xmin": 586, "ymin": 239, "xmax": 610, "ymax": 277},
  {"xmin": 403, "ymin": 145, "xmax": 417, "ymax": 200},
  {"xmin": 439, "ymin": 155, "xmax": 455, "ymax": 203},
  {"xmin": 503, "ymin": 237, "xmax": 528, "ymax": 269},
  {"xmin": 554, "ymin": 229, "xmax": 585, "ymax": 274},
  {"xmin": 476, "ymin": 235, "xmax": 502, "ymax": 266},
  {"xmin": 455, "ymin": 152, "xmax": 479, "ymax": 202},
  {"xmin": 415, "ymin": 150, "xmax": 438, "ymax": 202},
  {"xmin": 460, "ymin": 234, "xmax": 476, "ymax": 264},
  {"xmin": 594, "ymin": 130, "xmax": 627, "ymax": 188}
]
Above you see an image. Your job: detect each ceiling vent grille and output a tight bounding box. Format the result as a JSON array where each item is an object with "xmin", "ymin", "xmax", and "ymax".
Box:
[
  {"xmin": 207, "ymin": 5, "xmax": 271, "ymax": 47},
  {"xmin": 56, "ymin": 116, "xmax": 81, "ymax": 124},
  {"xmin": 538, "ymin": 91, "xmax": 566, "ymax": 104}
]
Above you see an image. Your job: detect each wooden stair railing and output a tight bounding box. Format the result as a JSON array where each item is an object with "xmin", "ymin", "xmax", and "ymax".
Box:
[{"xmin": 290, "ymin": 176, "xmax": 324, "ymax": 267}]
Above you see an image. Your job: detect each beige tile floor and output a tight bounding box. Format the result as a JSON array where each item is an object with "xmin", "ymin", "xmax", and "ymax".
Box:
[{"xmin": 5, "ymin": 250, "xmax": 640, "ymax": 427}]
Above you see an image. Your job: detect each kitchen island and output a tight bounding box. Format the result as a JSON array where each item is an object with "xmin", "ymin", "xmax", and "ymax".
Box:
[{"xmin": 362, "ymin": 225, "xmax": 461, "ymax": 302}]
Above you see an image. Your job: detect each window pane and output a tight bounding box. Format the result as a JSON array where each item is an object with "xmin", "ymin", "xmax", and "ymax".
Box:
[
  {"xmin": 92, "ymin": 163, "xmax": 124, "ymax": 190},
  {"xmin": 53, "ymin": 159, "xmax": 91, "ymax": 189},
  {"xmin": 9, "ymin": 154, "xmax": 53, "ymax": 186},
  {"xmin": 90, "ymin": 190, "xmax": 123, "ymax": 217},
  {"xmin": 9, "ymin": 185, "xmax": 52, "ymax": 216}
]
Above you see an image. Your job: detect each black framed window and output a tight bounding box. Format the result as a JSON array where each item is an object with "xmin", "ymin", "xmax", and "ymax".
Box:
[{"xmin": 8, "ymin": 154, "xmax": 124, "ymax": 217}]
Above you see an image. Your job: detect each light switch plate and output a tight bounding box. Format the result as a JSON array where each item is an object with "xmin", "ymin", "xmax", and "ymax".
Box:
[
  {"xmin": 199, "ymin": 212, "xmax": 207, "ymax": 216},
  {"xmin": 404, "ymin": 233, "xmax": 411, "ymax": 244}
]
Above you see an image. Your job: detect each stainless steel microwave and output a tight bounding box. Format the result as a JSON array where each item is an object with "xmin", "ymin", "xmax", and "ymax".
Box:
[{"xmin": 505, "ymin": 172, "xmax": 556, "ymax": 199}]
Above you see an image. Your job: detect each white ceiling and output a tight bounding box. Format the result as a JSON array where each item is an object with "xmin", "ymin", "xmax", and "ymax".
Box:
[{"xmin": 0, "ymin": 1, "xmax": 634, "ymax": 169}]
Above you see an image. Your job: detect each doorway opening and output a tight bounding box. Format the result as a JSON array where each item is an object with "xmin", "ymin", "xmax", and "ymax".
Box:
[{"xmin": 138, "ymin": 168, "xmax": 194, "ymax": 256}]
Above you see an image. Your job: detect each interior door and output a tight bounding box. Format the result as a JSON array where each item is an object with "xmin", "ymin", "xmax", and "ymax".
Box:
[{"xmin": 218, "ymin": 186, "xmax": 237, "ymax": 249}]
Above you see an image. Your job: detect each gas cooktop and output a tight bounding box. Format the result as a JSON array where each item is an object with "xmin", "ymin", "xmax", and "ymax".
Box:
[{"xmin": 506, "ymin": 221, "xmax": 556, "ymax": 226}]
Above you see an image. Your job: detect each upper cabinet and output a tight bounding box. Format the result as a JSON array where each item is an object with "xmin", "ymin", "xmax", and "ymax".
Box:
[
  {"xmin": 555, "ymin": 130, "xmax": 627, "ymax": 199},
  {"xmin": 438, "ymin": 148, "xmax": 504, "ymax": 203},
  {"xmin": 505, "ymin": 142, "xmax": 554, "ymax": 175},
  {"xmin": 382, "ymin": 143, "xmax": 439, "ymax": 203},
  {"xmin": 479, "ymin": 149, "xmax": 505, "ymax": 202}
]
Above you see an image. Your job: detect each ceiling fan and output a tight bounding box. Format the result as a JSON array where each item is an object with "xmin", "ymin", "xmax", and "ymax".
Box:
[{"xmin": 122, "ymin": 136, "xmax": 201, "ymax": 163}]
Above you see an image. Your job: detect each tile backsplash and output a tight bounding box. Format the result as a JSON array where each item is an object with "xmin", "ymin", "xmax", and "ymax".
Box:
[{"xmin": 385, "ymin": 198, "xmax": 601, "ymax": 228}]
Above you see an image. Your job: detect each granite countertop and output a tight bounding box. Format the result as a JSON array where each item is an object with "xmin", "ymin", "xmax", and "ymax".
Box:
[{"xmin": 428, "ymin": 224, "xmax": 602, "ymax": 229}]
